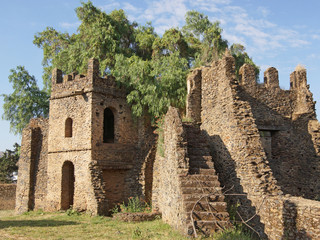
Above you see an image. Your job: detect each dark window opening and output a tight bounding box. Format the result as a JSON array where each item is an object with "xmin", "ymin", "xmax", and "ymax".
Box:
[
  {"xmin": 65, "ymin": 118, "xmax": 73, "ymax": 138},
  {"xmin": 103, "ymin": 108, "xmax": 114, "ymax": 143},
  {"xmin": 61, "ymin": 161, "xmax": 75, "ymax": 210}
]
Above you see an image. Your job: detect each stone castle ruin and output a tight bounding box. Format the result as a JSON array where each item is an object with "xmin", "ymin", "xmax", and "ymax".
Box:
[{"xmin": 15, "ymin": 54, "xmax": 320, "ymax": 239}]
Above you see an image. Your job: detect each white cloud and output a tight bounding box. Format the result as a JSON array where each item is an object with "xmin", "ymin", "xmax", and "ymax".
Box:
[
  {"xmin": 99, "ymin": 2, "xmax": 120, "ymax": 11},
  {"xmin": 257, "ymin": 6, "xmax": 269, "ymax": 18},
  {"xmin": 123, "ymin": 2, "xmax": 141, "ymax": 13},
  {"xmin": 312, "ymin": 34, "xmax": 320, "ymax": 40},
  {"xmin": 138, "ymin": 0, "xmax": 188, "ymax": 33},
  {"xmin": 60, "ymin": 21, "xmax": 80, "ymax": 29}
]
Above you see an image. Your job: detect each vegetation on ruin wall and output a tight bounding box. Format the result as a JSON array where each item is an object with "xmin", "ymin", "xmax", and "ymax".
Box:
[
  {"xmin": 0, "ymin": 143, "xmax": 19, "ymax": 183},
  {"xmin": 2, "ymin": 1, "xmax": 259, "ymax": 135},
  {"xmin": 0, "ymin": 210, "xmax": 253, "ymax": 240}
]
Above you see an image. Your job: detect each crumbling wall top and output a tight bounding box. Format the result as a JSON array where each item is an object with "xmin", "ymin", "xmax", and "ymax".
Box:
[{"xmin": 50, "ymin": 59, "xmax": 126, "ymax": 99}]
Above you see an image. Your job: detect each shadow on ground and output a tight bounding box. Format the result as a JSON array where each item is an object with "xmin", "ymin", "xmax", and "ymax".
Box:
[{"xmin": 0, "ymin": 219, "xmax": 78, "ymax": 229}]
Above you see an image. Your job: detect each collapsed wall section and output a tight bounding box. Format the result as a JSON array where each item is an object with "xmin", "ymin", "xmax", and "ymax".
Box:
[
  {"xmin": 0, "ymin": 184, "xmax": 16, "ymax": 210},
  {"xmin": 238, "ymin": 64, "xmax": 320, "ymax": 198},
  {"xmin": 16, "ymin": 118, "xmax": 48, "ymax": 213},
  {"xmin": 200, "ymin": 54, "xmax": 280, "ymax": 238},
  {"xmin": 152, "ymin": 107, "xmax": 188, "ymax": 233},
  {"xmin": 198, "ymin": 53, "xmax": 320, "ymax": 239}
]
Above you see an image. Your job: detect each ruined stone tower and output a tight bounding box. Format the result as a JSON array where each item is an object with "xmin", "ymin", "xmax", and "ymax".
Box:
[
  {"xmin": 16, "ymin": 55, "xmax": 320, "ymax": 239},
  {"xmin": 16, "ymin": 59, "xmax": 154, "ymax": 215}
]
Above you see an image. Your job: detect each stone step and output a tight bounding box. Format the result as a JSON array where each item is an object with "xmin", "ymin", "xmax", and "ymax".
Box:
[
  {"xmin": 188, "ymin": 148, "xmax": 211, "ymax": 156},
  {"xmin": 188, "ymin": 155, "xmax": 212, "ymax": 162},
  {"xmin": 180, "ymin": 179, "xmax": 220, "ymax": 188},
  {"xmin": 187, "ymin": 141, "xmax": 210, "ymax": 149},
  {"xmin": 184, "ymin": 201, "xmax": 227, "ymax": 212},
  {"xmin": 186, "ymin": 211, "xmax": 229, "ymax": 221},
  {"xmin": 189, "ymin": 168, "xmax": 216, "ymax": 175},
  {"xmin": 181, "ymin": 186, "xmax": 222, "ymax": 194},
  {"xmin": 182, "ymin": 193, "xmax": 225, "ymax": 202},
  {"xmin": 189, "ymin": 161, "xmax": 214, "ymax": 169},
  {"xmin": 180, "ymin": 174, "xmax": 219, "ymax": 182}
]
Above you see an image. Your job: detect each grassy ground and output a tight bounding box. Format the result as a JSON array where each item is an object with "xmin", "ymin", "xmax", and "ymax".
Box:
[{"xmin": 0, "ymin": 210, "xmax": 253, "ymax": 240}]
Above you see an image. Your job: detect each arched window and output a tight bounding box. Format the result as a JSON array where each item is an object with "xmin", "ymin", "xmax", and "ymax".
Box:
[
  {"xmin": 65, "ymin": 118, "xmax": 73, "ymax": 138},
  {"xmin": 103, "ymin": 108, "xmax": 114, "ymax": 143}
]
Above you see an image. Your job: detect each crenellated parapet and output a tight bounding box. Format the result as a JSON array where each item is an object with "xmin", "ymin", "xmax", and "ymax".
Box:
[
  {"xmin": 238, "ymin": 63, "xmax": 256, "ymax": 87},
  {"xmin": 264, "ymin": 67, "xmax": 279, "ymax": 90},
  {"xmin": 51, "ymin": 58, "xmax": 126, "ymax": 99}
]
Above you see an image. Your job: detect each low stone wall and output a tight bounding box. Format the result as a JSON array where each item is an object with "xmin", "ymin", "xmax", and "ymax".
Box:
[
  {"xmin": 0, "ymin": 184, "xmax": 16, "ymax": 210},
  {"xmin": 259, "ymin": 196, "xmax": 320, "ymax": 240}
]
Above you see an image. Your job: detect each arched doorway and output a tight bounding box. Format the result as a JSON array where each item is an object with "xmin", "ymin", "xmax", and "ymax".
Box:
[
  {"xmin": 61, "ymin": 161, "xmax": 75, "ymax": 210},
  {"xmin": 103, "ymin": 108, "xmax": 115, "ymax": 143}
]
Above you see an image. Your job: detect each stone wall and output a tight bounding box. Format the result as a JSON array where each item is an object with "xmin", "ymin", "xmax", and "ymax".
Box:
[
  {"xmin": 0, "ymin": 184, "xmax": 16, "ymax": 210},
  {"xmin": 238, "ymin": 64, "xmax": 320, "ymax": 198},
  {"xmin": 152, "ymin": 107, "xmax": 188, "ymax": 233},
  {"xmin": 16, "ymin": 118, "xmax": 48, "ymax": 213},
  {"xmin": 195, "ymin": 53, "xmax": 320, "ymax": 239},
  {"xmin": 259, "ymin": 196, "xmax": 320, "ymax": 239},
  {"xmin": 200, "ymin": 54, "xmax": 280, "ymax": 237},
  {"xmin": 17, "ymin": 58, "xmax": 154, "ymax": 215},
  {"xmin": 186, "ymin": 68, "xmax": 202, "ymax": 122}
]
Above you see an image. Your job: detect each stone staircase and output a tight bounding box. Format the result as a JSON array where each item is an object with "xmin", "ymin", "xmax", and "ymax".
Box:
[{"xmin": 180, "ymin": 123, "xmax": 231, "ymax": 236}]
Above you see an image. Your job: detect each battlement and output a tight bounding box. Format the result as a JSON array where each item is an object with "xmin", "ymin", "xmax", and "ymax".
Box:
[
  {"xmin": 51, "ymin": 58, "xmax": 126, "ymax": 99},
  {"xmin": 238, "ymin": 63, "xmax": 309, "ymax": 92}
]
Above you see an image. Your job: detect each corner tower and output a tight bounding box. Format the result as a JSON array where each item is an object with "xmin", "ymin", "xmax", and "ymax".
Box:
[{"xmin": 46, "ymin": 59, "xmax": 141, "ymax": 214}]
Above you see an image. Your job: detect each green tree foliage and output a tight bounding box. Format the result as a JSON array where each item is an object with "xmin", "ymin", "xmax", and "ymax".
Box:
[
  {"xmin": 2, "ymin": 66, "xmax": 49, "ymax": 135},
  {"xmin": 0, "ymin": 143, "xmax": 20, "ymax": 183},
  {"xmin": 34, "ymin": 1, "xmax": 136, "ymax": 89},
  {"xmin": 182, "ymin": 10, "xmax": 228, "ymax": 66},
  {"xmin": 3, "ymin": 1, "xmax": 260, "ymax": 132},
  {"xmin": 230, "ymin": 43, "xmax": 260, "ymax": 79}
]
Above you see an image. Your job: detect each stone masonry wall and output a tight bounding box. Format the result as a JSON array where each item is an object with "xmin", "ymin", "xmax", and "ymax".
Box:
[
  {"xmin": 238, "ymin": 64, "xmax": 320, "ymax": 198},
  {"xmin": 198, "ymin": 53, "xmax": 320, "ymax": 239},
  {"xmin": 15, "ymin": 118, "xmax": 48, "ymax": 213},
  {"xmin": 186, "ymin": 68, "xmax": 202, "ymax": 122},
  {"xmin": 0, "ymin": 184, "xmax": 16, "ymax": 210},
  {"xmin": 200, "ymin": 54, "xmax": 281, "ymax": 237},
  {"xmin": 45, "ymin": 58, "xmax": 153, "ymax": 214},
  {"xmin": 152, "ymin": 107, "xmax": 189, "ymax": 233}
]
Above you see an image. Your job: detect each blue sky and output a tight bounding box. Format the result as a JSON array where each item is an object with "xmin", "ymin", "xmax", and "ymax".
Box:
[{"xmin": 0, "ymin": 0, "xmax": 319, "ymax": 150}]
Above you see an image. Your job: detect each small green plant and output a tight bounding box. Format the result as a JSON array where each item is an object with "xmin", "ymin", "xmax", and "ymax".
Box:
[
  {"xmin": 182, "ymin": 116, "xmax": 193, "ymax": 123},
  {"xmin": 118, "ymin": 196, "xmax": 151, "ymax": 213},
  {"xmin": 132, "ymin": 227, "xmax": 142, "ymax": 238},
  {"xmin": 111, "ymin": 205, "xmax": 120, "ymax": 215},
  {"xmin": 66, "ymin": 206, "xmax": 81, "ymax": 216}
]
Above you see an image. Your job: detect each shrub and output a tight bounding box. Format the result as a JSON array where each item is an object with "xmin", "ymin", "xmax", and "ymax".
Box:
[{"xmin": 114, "ymin": 196, "xmax": 151, "ymax": 214}]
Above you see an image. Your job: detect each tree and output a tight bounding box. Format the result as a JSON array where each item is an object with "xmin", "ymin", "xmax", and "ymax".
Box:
[
  {"xmin": 2, "ymin": 66, "xmax": 49, "ymax": 135},
  {"xmin": 0, "ymin": 143, "xmax": 20, "ymax": 183},
  {"xmin": 3, "ymin": 2, "xmax": 260, "ymax": 132},
  {"xmin": 230, "ymin": 43, "xmax": 260, "ymax": 79},
  {"xmin": 182, "ymin": 10, "xmax": 228, "ymax": 66},
  {"xmin": 34, "ymin": 1, "xmax": 137, "ymax": 89}
]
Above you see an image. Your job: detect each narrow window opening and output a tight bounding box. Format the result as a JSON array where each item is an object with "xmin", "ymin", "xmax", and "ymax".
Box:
[
  {"xmin": 103, "ymin": 108, "xmax": 114, "ymax": 143},
  {"xmin": 65, "ymin": 118, "xmax": 73, "ymax": 138}
]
